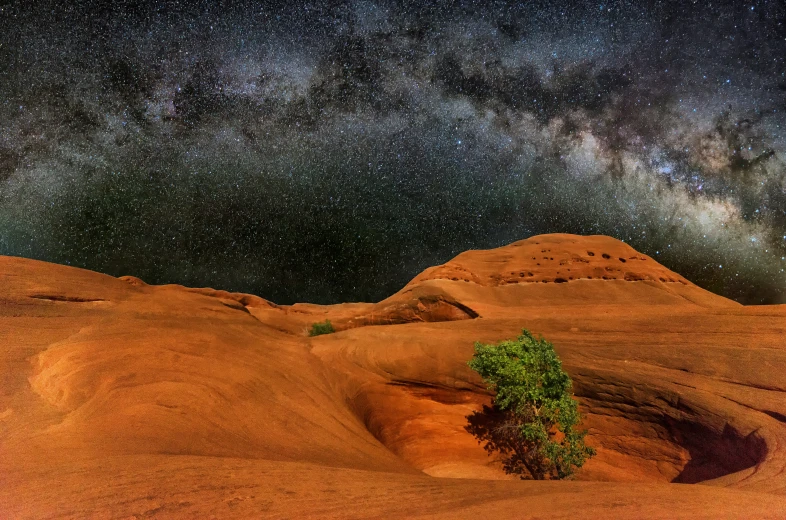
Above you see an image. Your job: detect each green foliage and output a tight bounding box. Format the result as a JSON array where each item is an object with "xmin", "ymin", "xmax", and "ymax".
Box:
[
  {"xmin": 466, "ymin": 329, "xmax": 595, "ymax": 479},
  {"xmin": 308, "ymin": 319, "xmax": 335, "ymax": 336}
]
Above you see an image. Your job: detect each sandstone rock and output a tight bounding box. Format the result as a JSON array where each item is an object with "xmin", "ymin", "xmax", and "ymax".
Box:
[{"xmin": 2, "ymin": 234, "xmax": 786, "ymax": 518}]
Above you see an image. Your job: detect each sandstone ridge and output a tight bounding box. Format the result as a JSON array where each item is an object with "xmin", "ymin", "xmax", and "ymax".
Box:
[{"xmin": 2, "ymin": 234, "xmax": 786, "ymax": 519}]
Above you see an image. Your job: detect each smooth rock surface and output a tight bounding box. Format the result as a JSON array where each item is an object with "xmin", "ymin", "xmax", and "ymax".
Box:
[{"xmin": 2, "ymin": 234, "xmax": 786, "ymax": 518}]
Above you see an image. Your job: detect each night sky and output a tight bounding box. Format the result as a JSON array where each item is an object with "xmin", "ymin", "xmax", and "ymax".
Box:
[{"xmin": 1, "ymin": 0, "xmax": 785, "ymax": 305}]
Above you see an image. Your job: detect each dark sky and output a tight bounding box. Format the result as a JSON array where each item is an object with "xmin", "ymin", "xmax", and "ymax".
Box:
[{"xmin": 1, "ymin": 0, "xmax": 785, "ymax": 304}]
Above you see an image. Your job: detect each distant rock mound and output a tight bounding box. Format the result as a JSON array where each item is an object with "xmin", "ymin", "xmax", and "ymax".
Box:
[{"xmin": 409, "ymin": 234, "xmax": 692, "ymax": 286}]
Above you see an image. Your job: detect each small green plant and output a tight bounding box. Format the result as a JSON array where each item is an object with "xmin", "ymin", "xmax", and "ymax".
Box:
[
  {"xmin": 466, "ymin": 329, "xmax": 595, "ymax": 480},
  {"xmin": 308, "ymin": 319, "xmax": 335, "ymax": 336}
]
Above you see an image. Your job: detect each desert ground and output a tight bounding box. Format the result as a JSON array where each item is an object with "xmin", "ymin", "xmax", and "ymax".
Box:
[{"xmin": 2, "ymin": 234, "xmax": 786, "ymax": 518}]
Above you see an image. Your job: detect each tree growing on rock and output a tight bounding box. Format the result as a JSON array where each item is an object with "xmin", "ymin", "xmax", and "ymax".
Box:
[
  {"xmin": 466, "ymin": 329, "xmax": 595, "ymax": 479},
  {"xmin": 308, "ymin": 319, "xmax": 335, "ymax": 336}
]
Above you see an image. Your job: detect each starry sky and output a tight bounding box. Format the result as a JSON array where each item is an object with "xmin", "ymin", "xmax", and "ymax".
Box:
[{"xmin": 1, "ymin": 0, "xmax": 785, "ymax": 304}]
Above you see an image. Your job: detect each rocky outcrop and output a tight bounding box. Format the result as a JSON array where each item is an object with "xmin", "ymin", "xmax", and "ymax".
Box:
[{"xmin": 2, "ymin": 234, "xmax": 786, "ymax": 518}]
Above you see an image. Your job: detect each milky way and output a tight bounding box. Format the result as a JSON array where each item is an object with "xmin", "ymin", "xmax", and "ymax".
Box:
[{"xmin": 1, "ymin": 0, "xmax": 785, "ymax": 304}]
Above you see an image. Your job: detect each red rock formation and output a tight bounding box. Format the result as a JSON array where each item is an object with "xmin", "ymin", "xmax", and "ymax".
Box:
[{"xmin": 2, "ymin": 234, "xmax": 786, "ymax": 518}]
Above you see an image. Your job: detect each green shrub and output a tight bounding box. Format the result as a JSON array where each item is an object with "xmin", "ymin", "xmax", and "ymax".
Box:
[
  {"xmin": 308, "ymin": 319, "xmax": 335, "ymax": 336},
  {"xmin": 466, "ymin": 329, "xmax": 595, "ymax": 479}
]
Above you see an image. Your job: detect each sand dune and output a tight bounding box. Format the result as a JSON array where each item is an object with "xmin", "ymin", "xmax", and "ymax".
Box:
[{"xmin": 2, "ymin": 234, "xmax": 786, "ymax": 518}]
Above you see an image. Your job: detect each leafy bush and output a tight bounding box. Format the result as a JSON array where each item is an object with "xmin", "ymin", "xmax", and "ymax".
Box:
[
  {"xmin": 466, "ymin": 329, "xmax": 595, "ymax": 479},
  {"xmin": 308, "ymin": 319, "xmax": 335, "ymax": 336}
]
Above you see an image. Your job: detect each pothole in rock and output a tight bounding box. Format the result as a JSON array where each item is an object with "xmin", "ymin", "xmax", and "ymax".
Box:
[{"xmin": 574, "ymin": 377, "xmax": 767, "ymax": 483}]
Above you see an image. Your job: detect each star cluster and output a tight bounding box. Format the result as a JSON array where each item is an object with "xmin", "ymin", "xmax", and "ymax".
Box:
[{"xmin": 1, "ymin": 0, "xmax": 785, "ymax": 304}]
